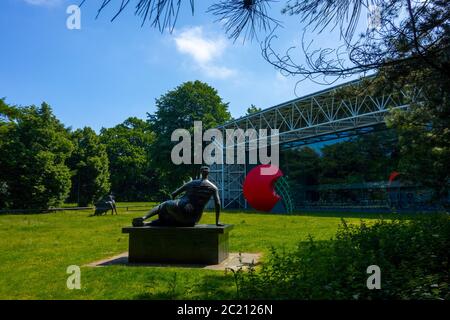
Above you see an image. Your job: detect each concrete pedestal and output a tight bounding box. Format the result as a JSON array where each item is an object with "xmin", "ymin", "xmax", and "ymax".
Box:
[{"xmin": 122, "ymin": 224, "xmax": 234, "ymax": 264}]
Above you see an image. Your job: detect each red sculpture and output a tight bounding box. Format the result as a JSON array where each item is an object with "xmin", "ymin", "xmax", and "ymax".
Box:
[{"xmin": 243, "ymin": 164, "xmax": 283, "ymax": 212}]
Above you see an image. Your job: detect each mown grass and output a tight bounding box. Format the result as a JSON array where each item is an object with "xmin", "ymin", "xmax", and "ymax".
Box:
[{"xmin": 0, "ymin": 204, "xmax": 398, "ymax": 300}]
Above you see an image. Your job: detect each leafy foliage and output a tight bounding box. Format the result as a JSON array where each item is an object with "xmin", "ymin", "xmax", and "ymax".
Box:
[
  {"xmin": 208, "ymin": 0, "xmax": 281, "ymax": 42},
  {"xmin": 281, "ymin": 147, "xmax": 320, "ymax": 186},
  {"xmin": 234, "ymin": 214, "xmax": 450, "ymax": 300},
  {"xmin": 85, "ymin": 0, "xmax": 279, "ymax": 42},
  {"xmin": 1, "ymin": 81, "xmax": 233, "ymax": 208},
  {"xmin": 381, "ymin": 62, "xmax": 450, "ymax": 204},
  {"xmin": 245, "ymin": 104, "xmax": 262, "ymax": 115},
  {"xmin": 266, "ymin": 0, "xmax": 450, "ymax": 84},
  {"xmin": 320, "ymin": 131, "xmax": 398, "ymax": 184},
  {"xmin": 0, "ymin": 102, "xmax": 73, "ymax": 209},
  {"xmin": 282, "ymin": 130, "xmax": 399, "ymax": 186},
  {"xmin": 100, "ymin": 117, "xmax": 160, "ymax": 201},
  {"xmin": 148, "ymin": 80, "xmax": 231, "ymax": 192},
  {"xmin": 67, "ymin": 127, "xmax": 111, "ymax": 207}
]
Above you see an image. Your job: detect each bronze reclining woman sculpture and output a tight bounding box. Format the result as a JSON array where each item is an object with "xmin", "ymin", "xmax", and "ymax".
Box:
[{"xmin": 132, "ymin": 166, "xmax": 222, "ymax": 227}]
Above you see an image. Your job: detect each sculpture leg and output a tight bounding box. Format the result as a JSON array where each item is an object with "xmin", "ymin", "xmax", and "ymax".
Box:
[
  {"xmin": 143, "ymin": 205, "xmax": 161, "ymax": 219},
  {"xmin": 132, "ymin": 204, "xmax": 162, "ymax": 226}
]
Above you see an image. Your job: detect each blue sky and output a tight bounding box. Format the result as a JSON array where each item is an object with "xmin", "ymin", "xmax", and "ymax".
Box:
[{"xmin": 0, "ymin": 0, "xmax": 362, "ymax": 131}]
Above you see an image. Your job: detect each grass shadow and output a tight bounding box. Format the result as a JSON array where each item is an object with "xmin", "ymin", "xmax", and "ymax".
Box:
[
  {"xmin": 214, "ymin": 209, "xmax": 400, "ymax": 220},
  {"xmin": 133, "ymin": 273, "xmax": 237, "ymax": 300},
  {"xmin": 216, "ymin": 207, "xmax": 444, "ymax": 220}
]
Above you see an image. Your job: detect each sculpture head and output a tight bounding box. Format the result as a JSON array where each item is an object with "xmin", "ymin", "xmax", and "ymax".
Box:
[{"xmin": 200, "ymin": 166, "xmax": 210, "ymax": 179}]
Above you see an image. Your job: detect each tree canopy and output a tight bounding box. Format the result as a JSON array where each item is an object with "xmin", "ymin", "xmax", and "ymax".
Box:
[
  {"xmin": 100, "ymin": 117, "xmax": 160, "ymax": 201},
  {"xmin": 0, "ymin": 102, "xmax": 74, "ymax": 209},
  {"xmin": 245, "ymin": 104, "xmax": 262, "ymax": 115},
  {"xmin": 148, "ymin": 80, "xmax": 231, "ymax": 192},
  {"xmin": 0, "ymin": 81, "xmax": 232, "ymax": 209},
  {"xmin": 67, "ymin": 127, "xmax": 111, "ymax": 206},
  {"xmin": 281, "ymin": 130, "xmax": 399, "ymax": 187}
]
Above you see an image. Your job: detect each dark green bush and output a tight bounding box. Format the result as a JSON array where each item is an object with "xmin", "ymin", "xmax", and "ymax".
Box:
[{"xmin": 233, "ymin": 214, "xmax": 450, "ymax": 300}]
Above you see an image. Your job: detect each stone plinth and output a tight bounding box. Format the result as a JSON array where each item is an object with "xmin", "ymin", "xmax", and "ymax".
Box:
[{"xmin": 122, "ymin": 224, "xmax": 234, "ymax": 264}]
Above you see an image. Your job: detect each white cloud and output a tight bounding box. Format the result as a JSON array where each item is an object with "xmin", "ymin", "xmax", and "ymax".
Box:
[
  {"xmin": 174, "ymin": 27, "xmax": 225, "ymax": 64},
  {"xmin": 201, "ymin": 65, "xmax": 236, "ymax": 79},
  {"xmin": 173, "ymin": 26, "xmax": 236, "ymax": 79},
  {"xmin": 24, "ymin": 0, "xmax": 62, "ymax": 6}
]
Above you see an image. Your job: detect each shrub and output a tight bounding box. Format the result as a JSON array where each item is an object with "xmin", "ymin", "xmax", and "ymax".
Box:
[{"xmin": 233, "ymin": 214, "xmax": 450, "ymax": 300}]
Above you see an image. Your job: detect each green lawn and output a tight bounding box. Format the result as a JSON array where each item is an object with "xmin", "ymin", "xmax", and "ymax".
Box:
[{"xmin": 0, "ymin": 204, "xmax": 395, "ymax": 300}]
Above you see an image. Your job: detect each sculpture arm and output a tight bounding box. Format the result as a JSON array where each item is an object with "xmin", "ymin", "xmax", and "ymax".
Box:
[
  {"xmin": 213, "ymin": 188, "xmax": 222, "ymax": 226},
  {"xmin": 171, "ymin": 182, "xmax": 188, "ymax": 199}
]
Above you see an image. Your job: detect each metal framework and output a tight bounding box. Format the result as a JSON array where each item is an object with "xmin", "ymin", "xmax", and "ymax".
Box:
[{"xmin": 210, "ymin": 78, "xmax": 422, "ymax": 209}]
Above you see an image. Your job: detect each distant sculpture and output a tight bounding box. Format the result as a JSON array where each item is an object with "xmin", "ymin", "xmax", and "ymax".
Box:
[
  {"xmin": 132, "ymin": 166, "xmax": 222, "ymax": 227},
  {"xmin": 94, "ymin": 193, "xmax": 118, "ymax": 216},
  {"xmin": 107, "ymin": 193, "xmax": 118, "ymax": 215}
]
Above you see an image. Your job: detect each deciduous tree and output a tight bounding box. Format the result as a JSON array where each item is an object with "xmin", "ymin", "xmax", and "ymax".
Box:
[
  {"xmin": 100, "ymin": 117, "xmax": 159, "ymax": 201},
  {"xmin": 148, "ymin": 81, "xmax": 231, "ymax": 191},
  {"xmin": 68, "ymin": 127, "xmax": 110, "ymax": 207},
  {"xmin": 0, "ymin": 102, "xmax": 73, "ymax": 209}
]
